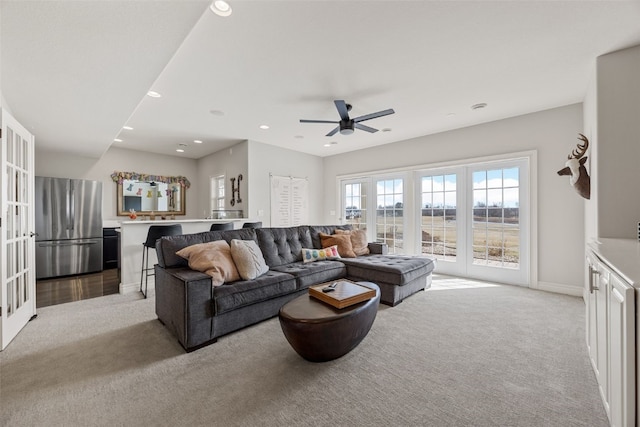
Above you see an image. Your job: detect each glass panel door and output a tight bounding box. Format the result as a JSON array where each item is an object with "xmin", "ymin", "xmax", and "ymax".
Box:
[
  {"xmin": 467, "ymin": 160, "xmax": 529, "ymax": 285},
  {"xmin": 343, "ymin": 181, "xmax": 367, "ymax": 231},
  {"xmin": 375, "ymin": 178, "xmax": 404, "ymax": 254},
  {"xmin": 1, "ymin": 109, "xmax": 37, "ymax": 350}
]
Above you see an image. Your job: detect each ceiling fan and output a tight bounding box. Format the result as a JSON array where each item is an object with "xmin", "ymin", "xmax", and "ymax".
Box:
[{"xmin": 300, "ymin": 100, "xmax": 395, "ymax": 136}]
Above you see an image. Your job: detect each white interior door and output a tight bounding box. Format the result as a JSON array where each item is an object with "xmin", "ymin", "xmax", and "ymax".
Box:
[{"xmin": 1, "ymin": 109, "xmax": 37, "ymax": 350}]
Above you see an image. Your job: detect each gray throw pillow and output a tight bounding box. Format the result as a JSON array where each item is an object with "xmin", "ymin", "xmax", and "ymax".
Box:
[{"xmin": 230, "ymin": 239, "xmax": 269, "ymax": 280}]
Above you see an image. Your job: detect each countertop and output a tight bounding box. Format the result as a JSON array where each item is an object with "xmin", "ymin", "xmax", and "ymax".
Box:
[{"xmin": 588, "ymin": 238, "xmax": 640, "ymax": 286}]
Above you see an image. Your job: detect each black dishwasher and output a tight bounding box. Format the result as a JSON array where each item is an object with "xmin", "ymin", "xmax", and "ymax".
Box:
[{"xmin": 103, "ymin": 228, "xmax": 119, "ymax": 270}]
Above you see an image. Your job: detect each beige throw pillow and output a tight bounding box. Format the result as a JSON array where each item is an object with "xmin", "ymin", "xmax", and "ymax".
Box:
[
  {"xmin": 319, "ymin": 232, "xmax": 356, "ymax": 258},
  {"xmin": 334, "ymin": 229, "xmax": 370, "ymax": 256},
  {"xmin": 176, "ymin": 240, "xmax": 240, "ymax": 286},
  {"xmin": 230, "ymin": 239, "xmax": 269, "ymax": 280}
]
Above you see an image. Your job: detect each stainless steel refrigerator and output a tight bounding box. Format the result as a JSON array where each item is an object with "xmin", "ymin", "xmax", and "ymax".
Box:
[{"xmin": 35, "ymin": 177, "xmax": 103, "ymax": 279}]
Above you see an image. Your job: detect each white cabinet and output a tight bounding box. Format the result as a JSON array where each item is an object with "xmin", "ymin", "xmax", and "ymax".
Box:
[{"xmin": 586, "ymin": 247, "xmax": 635, "ymax": 427}]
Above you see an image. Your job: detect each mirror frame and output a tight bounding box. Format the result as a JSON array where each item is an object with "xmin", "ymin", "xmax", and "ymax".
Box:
[{"xmin": 112, "ymin": 171, "xmax": 189, "ymax": 217}]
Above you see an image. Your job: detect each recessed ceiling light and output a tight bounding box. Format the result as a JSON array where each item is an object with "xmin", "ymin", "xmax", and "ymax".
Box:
[
  {"xmin": 471, "ymin": 103, "xmax": 487, "ymax": 110},
  {"xmin": 324, "ymin": 143, "xmax": 332, "ymax": 147},
  {"xmin": 178, "ymin": 143, "xmax": 188, "ymax": 147},
  {"xmin": 210, "ymin": 0, "xmax": 232, "ymax": 17},
  {"xmin": 194, "ymin": 140, "xmax": 203, "ymax": 144},
  {"xmin": 259, "ymin": 124, "xmax": 269, "ymax": 130},
  {"xmin": 331, "ymin": 141, "xmax": 338, "ymax": 145},
  {"xmin": 210, "ymin": 109, "xmax": 225, "ymax": 116},
  {"xmin": 176, "ymin": 149, "xmax": 185, "ymax": 153},
  {"xmin": 114, "ymin": 138, "xmax": 123, "ymax": 142},
  {"xmin": 381, "ymin": 128, "xmax": 392, "ymax": 132},
  {"xmin": 446, "ymin": 113, "xmax": 456, "ymax": 118},
  {"xmin": 294, "ymin": 135, "xmax": 304, "ymax": 139},
  {"xmin": 123, "ymin": 126, "xmax": 133, "ymax": 130},
  {"xmin": 147, "ymin": 91, "xmax": 162, "ymax": 98}
]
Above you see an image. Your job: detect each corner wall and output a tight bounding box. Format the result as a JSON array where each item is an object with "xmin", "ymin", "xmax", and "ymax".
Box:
[
  {"xmin": 247, "ymin": 140, "xmax": 324, "ymax": 226},
  {"xmin": 595, "ymin": 44, "xmax": 640, "ymax": 239},
  {"xmin": 323, "ymin": 104, "xmax": 584, "ymax": 292}
]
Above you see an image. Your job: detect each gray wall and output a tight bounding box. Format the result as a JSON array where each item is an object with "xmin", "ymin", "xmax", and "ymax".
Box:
[
  {"xmin": 594, "ymin": 44, "xmax": 640, "ymax": 239},
  {"xmin": 246, "ymin": 140, "xmax": 324, "ymax": 226},
  {"xmin": 323, "ymin": 104, "xmax": 585, "ymax": 293},
  {"xmin": 196, "ymin": 141, "xmax": 249, "ymax": 218}
]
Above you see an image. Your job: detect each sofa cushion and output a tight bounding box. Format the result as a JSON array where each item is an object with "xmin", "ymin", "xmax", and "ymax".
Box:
[
  {"xmin": 339, "ymin": 255, "xmax": 435, "ymax": 286},
  {"xmin": 230, "ymin": 239, "xmax": 269, "ymax": 280},
  {"xmin": 271, "ymin": 260, "xmax": 347, "ymax": 289},
  {"xmin": 302, "ymin": 245, "xmax": 340, "ymax": 263},
  {"xmin": 175, "ymin": 240, "xmax": 240, "ymax": 286},
  {"xmin": 308, "ymin": 225, "xmax": 352, "ymax": 249},
  {"xmin": 334, "ymin": 229, "xmax": 370, "ymax": 256},
  {"xmin": 256, "ymin": 227, "xmax": 313, "ymax": 267},
  {"xmin": 156, "ymin": 228, "xmax": 257, "ymax": 268},
  {"xmin": 213, "ymin": 270, "xmax": 296, "ymax": 314},
  {"xmin": 320, "ymin": 232, "xmax": 356, "ymax": 258}
]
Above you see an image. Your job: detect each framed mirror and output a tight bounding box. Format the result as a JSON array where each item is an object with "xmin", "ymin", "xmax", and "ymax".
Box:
[{"xmin": 112, "ymin": 172, "xmax": 189, "ymax": 216}]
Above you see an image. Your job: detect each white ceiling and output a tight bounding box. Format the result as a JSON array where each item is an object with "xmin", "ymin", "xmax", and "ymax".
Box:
[{"xmin": 3, "ymin": 1, "xmax": 640, "ymax": 160}]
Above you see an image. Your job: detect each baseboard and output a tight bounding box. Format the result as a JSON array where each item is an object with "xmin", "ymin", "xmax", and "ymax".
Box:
[
  {"xmin": 120, "ymin": 279, "xmax": 155, "ymax": 294},
  {"xmin": 536, "ymin": 281, "xmax": 583, "ymax": 297}
]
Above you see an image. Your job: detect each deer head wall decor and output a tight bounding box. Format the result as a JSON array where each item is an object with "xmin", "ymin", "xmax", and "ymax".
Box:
[{"xmin": 557, "ymin": 133, "xmax": 591, "ymax": 200}]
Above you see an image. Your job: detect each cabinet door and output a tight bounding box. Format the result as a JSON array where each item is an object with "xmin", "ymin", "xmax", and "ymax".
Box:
[
  {"xmin": 587, "ymin": 252, "xmax": 610, "ymax": 414},
  {"xmin": 608, "ymin": 272, "xmax": 635, "ymax": 427}
]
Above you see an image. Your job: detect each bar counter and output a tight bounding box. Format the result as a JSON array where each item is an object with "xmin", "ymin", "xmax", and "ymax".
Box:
[{"xmin": 118, "ymin": 219, "xmax": 249, "ymax": 294}]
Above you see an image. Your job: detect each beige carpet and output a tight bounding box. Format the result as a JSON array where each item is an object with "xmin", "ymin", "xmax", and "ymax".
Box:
[{"xmin": 0, "ymin": 275, "xmax": 608, "ymax": 426}]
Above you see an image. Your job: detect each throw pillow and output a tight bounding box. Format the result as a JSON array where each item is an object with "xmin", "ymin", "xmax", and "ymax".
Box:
[
  {"xmin": 319, "ymin": 232, "xmax": 356, "ymax": 258},
  {"xmin": 302, "ymin": 245, "xmax": 341, "ymax": 263},
  {"xmin": 175, "ymin": 240, "xmax": 240, "ymax": 287},
  {"xmin": 230, "ymin": 239, "xmax": 269, "ymax": 280},
  {"xmin": 334, "ymin": 229, "xmax": 370, "ymax": 256}
]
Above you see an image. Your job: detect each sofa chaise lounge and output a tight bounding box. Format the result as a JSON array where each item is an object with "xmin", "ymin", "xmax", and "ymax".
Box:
[{"xmin": 154, "ymin": 225, "xmax": 435, "ymax": 352}]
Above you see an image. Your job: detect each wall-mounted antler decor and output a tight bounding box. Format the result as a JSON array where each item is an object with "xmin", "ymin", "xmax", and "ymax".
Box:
[
  {"xmin": 557, "ymin": 133, "xmax": 591, "ymax": 199},
  {"xmin": 230, "ymin": 174, "xmax": 243, "ymax": 206}
]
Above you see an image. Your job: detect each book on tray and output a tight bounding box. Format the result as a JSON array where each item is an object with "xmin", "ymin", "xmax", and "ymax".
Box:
[{"xmin": 308, "ymin": 280, "xmax": 376, "ymax": 309}]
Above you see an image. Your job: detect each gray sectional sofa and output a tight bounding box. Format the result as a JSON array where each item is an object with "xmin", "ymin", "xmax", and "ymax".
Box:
[{"xmin": 154, "ymin": 225, "xmax": 435, "ymax": 352}]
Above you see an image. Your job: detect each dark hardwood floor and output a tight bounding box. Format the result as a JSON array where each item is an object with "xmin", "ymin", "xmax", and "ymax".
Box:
[{"xmin": 36, "ymin": 269, "xmax": 120, "ymax": 308}]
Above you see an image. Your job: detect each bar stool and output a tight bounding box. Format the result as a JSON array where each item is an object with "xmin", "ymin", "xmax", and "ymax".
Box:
[
  {"xmin": 242, "ymin": 221, "xmax": 262, "ymax": 229},
  {"xmin": 210, "ymin": 222, "xmax": 234, "ymax": 231},
  {"xmin": 140, "ymin": 224, "xmax": 182, "ymax": 298}
]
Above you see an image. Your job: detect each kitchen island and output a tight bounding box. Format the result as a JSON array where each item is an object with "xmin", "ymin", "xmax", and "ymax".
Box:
[{"xmin": 119, "ymin": 219, "xmax": 250, "ymax": 294}]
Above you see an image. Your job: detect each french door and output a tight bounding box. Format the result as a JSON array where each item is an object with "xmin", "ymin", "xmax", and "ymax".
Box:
[
  {"xmin": 1, "ymin": 110, "xmax": 37, "ymax": 350},
  {"xmin": 342, "ymin": 175, "xmax": 405, "ymax": 254},
  {"xmin": 418, "ymin": 158, "xmax": 530, "ymax": 286}
]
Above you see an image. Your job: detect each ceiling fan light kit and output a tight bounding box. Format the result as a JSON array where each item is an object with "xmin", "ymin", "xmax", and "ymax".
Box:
[{"xmin": 300, "ymin": 100, "xmax": 395, "ymax": 137}]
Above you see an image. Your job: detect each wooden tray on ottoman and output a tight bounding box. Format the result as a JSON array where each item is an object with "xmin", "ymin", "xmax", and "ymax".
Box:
[{"xmin": 309, "ymin": 280, "xmax": 376, "ymax": 309}]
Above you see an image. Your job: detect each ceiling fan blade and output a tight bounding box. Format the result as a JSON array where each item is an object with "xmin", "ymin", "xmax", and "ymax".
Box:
[
  {"xmin": 353, "ymin": 108, "xmax": 395, "ymax": 123},
  {"xmin": 355, "ymin": 123, "xmax": 378, "ymax": 133},
  {"xmin": 326, "ymin": 126, "xmax": 340, "ymax": 137},
  {"xmin": 334, "ymin": 100, "xmax": 350, "ymax": 121},
  {"xmin": 300, "ymin": 119, "xmax": 339, "ymax": 124}
]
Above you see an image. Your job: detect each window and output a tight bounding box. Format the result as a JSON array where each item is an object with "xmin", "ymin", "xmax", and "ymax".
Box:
[
  {"xmin": 421, "ymin": 173, "xmax": 457, "ymax": 262},
  {"xmin": 376, "ymin": 178, "xmax": 404, "ymax": 254},
  {"xmin": 210, "ymin": 175, "xmax": 225, "ymax": 213},
  {"xmin": 472, "ymin": 167, "xmax": 520, "ymax": 268},
  {"xmin": 344, "ymin": 181, "xmax": 367, "ymax": 230}
]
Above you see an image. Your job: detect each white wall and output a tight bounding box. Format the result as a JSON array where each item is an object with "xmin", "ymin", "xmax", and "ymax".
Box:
[
  {"xmin": 247, "ymin": 140, "xmax": 324, "ymax": 226},
  {"xmin": 196, "ymin": 141, "xmax": 248, "ymax": 219},
  {"xmin": 583, "ymin": 70, "xmax": 598, "ymax": 241},
  {"xmin": 323, "ymin": 104, "xmax": 585, "ymax": 292},
  {"xmin": 35, "ymin": 146, "xmax": 199, "ymax": 221},
  {"xmin": 595, "ymin": 44, "xmax": 640, "ymax": 239}
]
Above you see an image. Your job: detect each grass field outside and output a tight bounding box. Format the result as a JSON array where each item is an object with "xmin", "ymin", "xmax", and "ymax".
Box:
[{"xmin": 346, "ymin": 215, "xmax": 520, "ymax": 269}]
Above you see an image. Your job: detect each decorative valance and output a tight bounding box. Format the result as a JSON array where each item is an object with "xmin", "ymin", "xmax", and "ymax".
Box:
[{"xmin": 110, "ymin": 171, "xmax": 191, "ymax": 188}]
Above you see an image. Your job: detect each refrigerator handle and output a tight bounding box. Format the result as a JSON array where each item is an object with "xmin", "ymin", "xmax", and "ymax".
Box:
[{"xmin": 69, "ymin": 181, "xmax": 75, "ymax": 231}]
